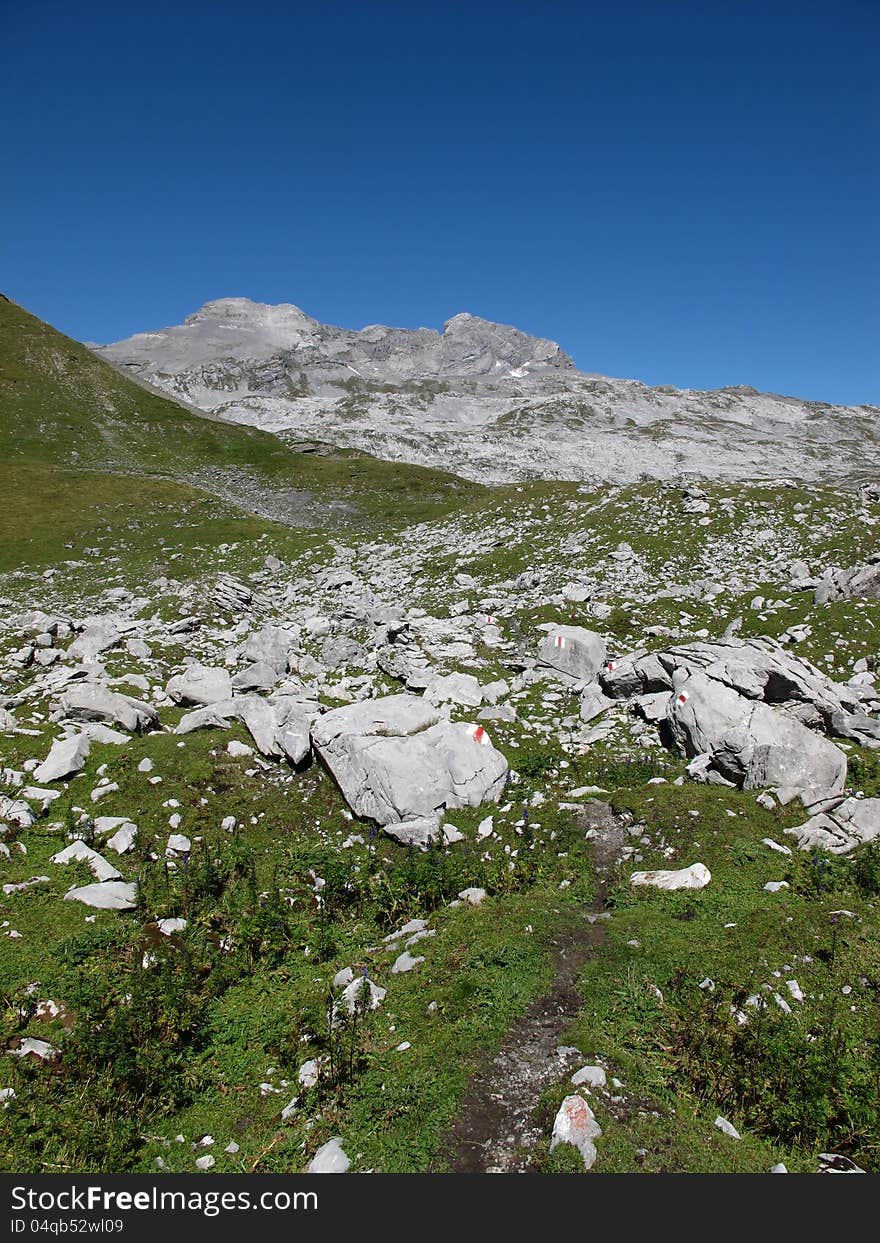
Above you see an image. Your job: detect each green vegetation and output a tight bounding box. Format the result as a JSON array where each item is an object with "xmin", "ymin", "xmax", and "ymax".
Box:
[{"xmin": 555, "ymin": 784, "xmax": 880, "ymax": 1172}]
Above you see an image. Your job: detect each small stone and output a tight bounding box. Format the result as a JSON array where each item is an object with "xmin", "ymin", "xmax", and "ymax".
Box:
[
  {"xmin": 714, "ymin": 1115, "xmax": 741, "ymax": 1140},
  {"xmin": 571, "ymin": 1065, "xmax": 606, "ymax": 1089},
  {"xmin": 307, "ymin": 1137, "xmax": 350, "ymax": 1173}
]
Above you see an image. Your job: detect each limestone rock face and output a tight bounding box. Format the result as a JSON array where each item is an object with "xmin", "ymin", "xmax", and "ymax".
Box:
[
  {"xmin": 666, "ymin": 672, "xmax": 847, "ymax": 802},
  {"xmin": 598, "ymin": 636, "xmax": 872, "ymax": 802},
  {"xmin": 814, "ymin": 559, "xmax": 880, "ymax": 604}
]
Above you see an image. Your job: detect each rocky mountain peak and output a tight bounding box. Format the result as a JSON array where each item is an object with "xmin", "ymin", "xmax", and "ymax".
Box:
[
  {"xmin": 183, "ymin": 296, "xmax": 315, "ymax": 328},
  {"xmin": 441, "ymin": 311, "xmax": 573, "ymax": 374}
]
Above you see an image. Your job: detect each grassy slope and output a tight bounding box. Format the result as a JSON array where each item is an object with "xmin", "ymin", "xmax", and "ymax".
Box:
[{"xmin": 0, "ymin": 295, "xmax": 490, "ymax": 568}]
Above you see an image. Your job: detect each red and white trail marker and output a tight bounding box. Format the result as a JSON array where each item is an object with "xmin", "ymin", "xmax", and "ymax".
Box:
[
  {"xmin": 484, "ymin": 615, "xmax": 497, "ymax": 625},
  {"xmin": 554, "ymin": 634, "xmax": 566, "ymax": 649},
  {"xmin": 605, "ymin": 660, "xmax": 617, "ymax": 672},
  {"xmin": 469, "ymin": 724, "xmax": 490, "ymax": 746},
  {"xmin": 677, "ymin": 690, "xmax": 690, "ymax": 705}
]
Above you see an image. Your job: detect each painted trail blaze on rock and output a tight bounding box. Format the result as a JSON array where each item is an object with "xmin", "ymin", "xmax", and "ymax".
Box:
[
  {"xmin": 470, "ymin": 724, "xmax": 488, "ymax": 745},
  {"xmin": 550, "ymin": 1094, "xmax": 602, "ymax": 1170},
  {"xmin": 538, "ymin": 626, "xmax": 607, "ymax": 683},
  {"xmin": 667, "ymin": 668, "xmax": 847, "ymax": 803}
]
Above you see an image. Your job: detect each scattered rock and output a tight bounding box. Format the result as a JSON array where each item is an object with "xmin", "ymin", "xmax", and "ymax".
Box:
[
  {"xmin": 64, "ymin": 880, "xmax": 137, "ymax": 910},
  {"xmin": 312, "ymin": 695, "xmax": 508, "ymax": 826},
  {"xmin": 630, "ymin": 863, "xmax": 710, "ymax": 891},
  {"xmin": 714, "ymin": 1115, "xmax": 741, "ymax": 1140}
]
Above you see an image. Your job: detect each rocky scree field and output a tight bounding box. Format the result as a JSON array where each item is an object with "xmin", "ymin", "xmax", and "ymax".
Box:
[{"xmin": 1, "ymin": 296, "xmax": 880, "ymax": 1175}]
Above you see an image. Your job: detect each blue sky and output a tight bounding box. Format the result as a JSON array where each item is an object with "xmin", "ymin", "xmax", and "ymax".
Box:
[{"xmin": 2, "ymin": 0, "xmax": 877, "ymax": 404}]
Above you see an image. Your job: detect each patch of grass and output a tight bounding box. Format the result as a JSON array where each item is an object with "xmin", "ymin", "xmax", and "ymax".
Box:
[{"xmin": 555, "ymin": 783, "xmax": 880, "ymax": 1172}]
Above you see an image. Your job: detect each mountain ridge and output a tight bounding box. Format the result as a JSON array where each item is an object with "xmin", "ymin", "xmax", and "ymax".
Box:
[{"xmin": 95, "ymin": 297, "xmax": 879, "ymax": 487}]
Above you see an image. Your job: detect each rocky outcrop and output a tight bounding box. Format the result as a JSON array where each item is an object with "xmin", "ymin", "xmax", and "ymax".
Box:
[
  {"xmin": 173, "ymin": 692, "xmax": 319, "ymax": 765},
  {"xmin": 598, "ymin": 637, "xmax": 870, "ymax": 802},
  {"xmin": 666, "ymin": 672, "xmax": 847, "ymax": 803},
  {"xmin": 813, "ymin": 558, "xmax": 880, "ymax": 604},
  {"xmin": 94, "ymin": 297, "xmax": 876, "ymax": 488},
  {"xmin": 786, "ymin": 797, "xmax": 880, "ymax": 854},
  {"xmin": 59, "ymin": 685, "xmax": 158, "ymax": 732},
  {"xmin": 603, "ymin": 636, "xmax": 879, "ymax": 748}
]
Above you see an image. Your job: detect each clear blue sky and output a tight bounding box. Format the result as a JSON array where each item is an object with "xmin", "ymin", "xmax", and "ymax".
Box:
[{"xmin": 2, "ymin": 0, "xmax": 877, "ymax": 404}]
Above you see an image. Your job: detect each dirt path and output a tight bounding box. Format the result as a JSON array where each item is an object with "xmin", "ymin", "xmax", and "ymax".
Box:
[{"xmin": 440, "ymin": 805, "xmax": 625, "ymax": 1173}]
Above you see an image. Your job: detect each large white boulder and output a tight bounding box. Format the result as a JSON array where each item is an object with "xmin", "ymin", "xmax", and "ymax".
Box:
[
  {"xmin": 60, "ymin": 685, "xmax": 158, "ymax": 732},
  {"xmin": 64, "ymin": 880, "xmax": 137, "ymax": 910},
  {"xmin": 603, "ymin": 636, "xmax": 878, "ymax": 750},
  {"xmin": 666, "ymin": 672, "xmax": 846, "ymax": 803},
  {"xmin": 312, "ymin": 695, "xmax": 508, "ymax": 825},
  {"xmin": 33, "ymin": 733, "xmax": 91, "ymax": 783},
  {"xmin": 538, "ymin": 626, "xmax": 606, "ymax": 683},
  {"xmin": 166, "ymin": 664, "xmax": 233, "ymax": 707}
]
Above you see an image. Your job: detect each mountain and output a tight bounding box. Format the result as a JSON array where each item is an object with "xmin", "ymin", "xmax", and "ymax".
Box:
[{"xmin": 96, "ymin": 297, "xmax": 879, "ymax": 485}]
